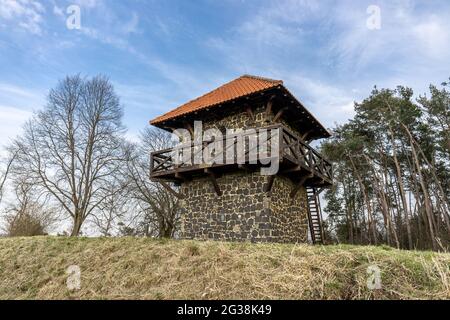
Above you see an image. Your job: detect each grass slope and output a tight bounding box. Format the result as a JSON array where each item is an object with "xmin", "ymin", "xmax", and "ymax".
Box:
[{"xmin": 0, "ymin": 236, "xmax": 449, "ymax": 300}]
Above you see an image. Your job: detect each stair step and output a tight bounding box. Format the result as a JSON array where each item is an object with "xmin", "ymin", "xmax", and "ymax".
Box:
[{"xmin": 306, "ymin": 187, "xmax": 324, "ymax": 245}]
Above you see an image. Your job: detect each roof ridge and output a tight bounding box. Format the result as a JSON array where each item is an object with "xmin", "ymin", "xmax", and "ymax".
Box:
[
  {"xmin": 156, "ymin": 75, "xmax": 282, "ymax": 119},
  {"xmin": 240, "ymin": 74, "xmax": 283, "ymax": 84},
  {"xmin": 150, "ymin": 74, "xmax": 283, "ymax": 124}
]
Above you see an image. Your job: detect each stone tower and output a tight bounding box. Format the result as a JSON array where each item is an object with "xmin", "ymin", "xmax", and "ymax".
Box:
[{"xmin": 150, "ymin": 75, "xmax": 332, "ymax": 244}]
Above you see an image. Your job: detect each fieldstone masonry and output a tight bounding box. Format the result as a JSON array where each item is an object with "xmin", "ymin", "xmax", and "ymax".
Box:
[
  {"xmin": 180, "ymin": 172, "xmax": 308, "ymax": 243},
  {"xmin": 179, "ymin": 104, "xmax": 310, "ymax": 243}
]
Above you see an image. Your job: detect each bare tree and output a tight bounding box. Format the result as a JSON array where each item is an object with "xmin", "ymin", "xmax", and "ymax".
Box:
[
  {"xmin": 125, "ymin": 127, "xmax": 181, "ymax": 238},
  {"xmin": 12, "ymin": 75, "xmax": 125, "ymax": 236},
  {"xmin": 2, "ymin": 177, "xmax": 56, "ymax": 237},
  {"xmin": 90, "ymin": 175, "xmax": 129, "ymax": 236},
  {"xmin": 0, "ymin": 150, "xmax": 17, "ymax": 206}
]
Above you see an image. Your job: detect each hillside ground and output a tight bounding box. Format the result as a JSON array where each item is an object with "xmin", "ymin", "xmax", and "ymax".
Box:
[{"xmin": 0, "ymin": 236, "xmax": 449, "ymax": 299}]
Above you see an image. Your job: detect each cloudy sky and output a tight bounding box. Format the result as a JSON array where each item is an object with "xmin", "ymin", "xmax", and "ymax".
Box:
[{"xmin": 1, "ymin": 0, "xmax": 450, "ymax": 148}]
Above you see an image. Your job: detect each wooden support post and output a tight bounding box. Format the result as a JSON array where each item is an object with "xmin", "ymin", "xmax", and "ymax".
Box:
[
  {"xmin": 301, "ymin": 130, "xmax": 312, "ymax": 141},
  {"xmin": 273, "ymin": 107, "xmax": 287, "ymax": 123},
  {"xmin": 281, "ymin": 165, "xmax": 302, "ymax": 174},
  {"xmin": 263, "ymin": 175, "xmax": 276, "ymax": 193},
  {"xmin": 290, "ymin": 174, "xmax": 312, "ymax": 199},
  {"xmin": 159, "ymin": 181, "xmax": 184, "ymax": 199},
  {"xmin": 205, "ymin": 168, "xmax": 222, "ymax": 196},
  {"xmin": 265, "ymin": 95, "xmax": 276, "ymax": 120},
  {"xmin": 184, "ymin": 122, "xmax": 194, "ymax": 136},
  {"xmin": 245, "ymin": 105, "xmax": 255, "ymax": 121}
]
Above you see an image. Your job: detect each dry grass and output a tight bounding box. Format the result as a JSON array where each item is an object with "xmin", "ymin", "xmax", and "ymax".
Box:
[{"xmin": 0, "ymin": 236, "xmax": 449, "ymax": 300}]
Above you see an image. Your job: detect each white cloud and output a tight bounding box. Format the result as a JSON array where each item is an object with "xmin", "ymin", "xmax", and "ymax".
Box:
[
  {"xmin": 0, "ymin": 82, "xmax": 43, "ymax": 151},
  {"xmin": 0, "ymin": 105, "xmax": 32, "ymax": 148},
  {"xmin": 0, "ymin": 0, "xmax": 45, "ymax": 34},
  {"xmin": 73, "ymin": 0, "xmax": 100, "ymax": 9},
  {"xmin": 282, "ymin": 74, "xmax": 356, "ymax": 126},
  {"xmin": 52, "ymin": 5, "xmax": 63, "ymax": 17},
  {"xmin": 413, "ymin": 17, "xmax": 450, "ymax": 59},
  {"xmin": 122, "ymin": 12, "xmax": 139, "ymax": 35}
]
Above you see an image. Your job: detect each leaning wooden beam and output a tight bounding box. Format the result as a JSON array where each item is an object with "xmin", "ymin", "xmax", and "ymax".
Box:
[
  {"xmin": 205, "ymin": 168, "xmax": 222, "ymax": 196},
  {"xmin": 263, "ymin": 175, "xmax": 276, "ymax": 193},
  {"xmin": 159, "ymin": 181, "xmax": 185, "ymax": 199},
  {"xmin": 245, "ymin": 105, "xmax": 255, "ymax": 121},
  {"xmin": 290, "ymin": 174, "xmax": 312, "ymax": 198},
  {"xmin": 265, "ymin": 95, "xmax": 276, "ymax": 119},
  {"xmin": 273, "ymin": 107, "xmax": 287, "ymax": 123},
  {"xmin": 301, "ymin": 130, "xmax": 312, "ymax": 141},
  {"xmin": 281, "ymin": 165, "xmax": 302, "ymax": 174},
  {"xmin": 184, "ymin": 122, "xmax": 194, "ymax": 136}
]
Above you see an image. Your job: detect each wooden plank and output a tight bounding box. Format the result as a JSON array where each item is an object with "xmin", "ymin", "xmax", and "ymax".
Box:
[{"xmin": 205, "ymin": 168, "xmax": 222, "ymax": 196}]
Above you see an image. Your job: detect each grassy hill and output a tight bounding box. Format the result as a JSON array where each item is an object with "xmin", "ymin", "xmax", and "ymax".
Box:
[{"xmin": 0, "ymin": 236, "xmax": 449, "ymax": 300}]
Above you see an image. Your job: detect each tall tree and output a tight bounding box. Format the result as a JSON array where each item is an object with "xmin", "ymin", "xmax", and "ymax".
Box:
[
  {"xmin": 322, "ymin": 82, "xmax": 450, "ymax": 251},
  {"xmin": 0, "ymin": 150, "xmax": 17, "ymax": 206},
  {"xmin": 11, "ymin": 75, "xmax": 125, "ymax": 236}
]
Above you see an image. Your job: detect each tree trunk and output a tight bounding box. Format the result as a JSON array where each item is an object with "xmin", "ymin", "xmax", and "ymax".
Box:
[{"xmin": 70, "ymin": 213, "xmax": 83, "ymax": 236}]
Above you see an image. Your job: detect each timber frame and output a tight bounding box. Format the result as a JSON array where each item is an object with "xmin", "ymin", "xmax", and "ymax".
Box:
[{"xmin": 150, "ymin": 123, "xmax": 332, "ymax": 193}]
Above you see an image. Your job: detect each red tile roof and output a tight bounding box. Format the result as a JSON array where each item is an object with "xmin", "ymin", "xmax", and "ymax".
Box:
[{"xmin": 150, "ymin": 75, "xmax": 283, "ymax": 125}]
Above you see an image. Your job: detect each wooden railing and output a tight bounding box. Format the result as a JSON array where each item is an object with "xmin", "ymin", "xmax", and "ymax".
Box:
[{"xmin": 150, "ymin": 124, "xmax": 332, "ymax": 185}]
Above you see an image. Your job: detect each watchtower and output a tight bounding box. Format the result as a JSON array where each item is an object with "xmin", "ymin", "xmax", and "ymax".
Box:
[{"xmin": 150, "ymin": 75, "xmax": 332, "ymax": 244}]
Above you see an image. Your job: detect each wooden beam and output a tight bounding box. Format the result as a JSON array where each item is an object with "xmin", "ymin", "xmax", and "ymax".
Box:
[
  {"xmin": 281, "ymin": 165, "xmax": 302, "ymax": 174},
  {"xmin": 245, "ymin": 105, "xmax": 255, "ymax": 121},
  {"xmin": 263, "ymin": 175, "xmax": 276, "ymax": 193},
  {"xmin": 159, "ymin": 181, "xmax": 184, "ymax": 199},
  {"xmin": 290, "ymin": 174, "xmax": 313, "ymax": 198},
  {"xmin": 265, "ymin": 95, "xmax": 276, "ymax": 119},
  {"xmin": 205, "ymin": 168, "xmax": 222, "ymax": 196},
  {"xmin": 175, "ymin": 172, "xmax": 191, "ymax": 182},
  {"xmin": 273, "ymin": 107, "xmax": 287, "ymax": 123},
  {"xmin": 238, "ymin": 164, "xmax": 250, "ymax": 171},
  {"xmin": 301, "ymin": 130, "xmax": 312, "ymax": 141},
  {"xmin": 184, "ymin": 122, "xmax": 194, "ymax": 136}
]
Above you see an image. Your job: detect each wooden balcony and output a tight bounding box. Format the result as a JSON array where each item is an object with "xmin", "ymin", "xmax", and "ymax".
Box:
[{"xmin": 150, "ymin": 124, "xmax": 332, "ymax": 188}]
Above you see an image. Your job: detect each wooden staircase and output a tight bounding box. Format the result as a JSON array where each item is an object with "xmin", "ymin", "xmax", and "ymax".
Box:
[{"xmin": 306, "ymin": 187, "xmax": 324, "ymax": 244}]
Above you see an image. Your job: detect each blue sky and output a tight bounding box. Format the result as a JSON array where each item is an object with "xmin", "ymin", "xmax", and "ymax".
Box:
[{"xmin": 1, "ymin": 0, "xmax": 450, "ymax": 148}]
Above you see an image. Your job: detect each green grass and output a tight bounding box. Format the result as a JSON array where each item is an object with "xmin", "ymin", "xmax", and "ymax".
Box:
[{"xmin": 0, "ymin": 236, "xmax": 449, "ymax": 300}]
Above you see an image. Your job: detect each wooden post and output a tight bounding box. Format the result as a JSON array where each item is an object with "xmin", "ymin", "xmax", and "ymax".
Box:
[
  {"xmin": 205, "ymin": 168, "xmax": 222, "ymax": 196},
  {"xmin": 273, "ymin": 107, "xmax": 287, "ymax": 123},
  {"xmin": 246, "ymin": 105, "xmax": 255, "ymax": 121},
  {"xmin": 263, "ymin": 175, "xmax": 276, "ymax": 193},
  {"xmin": 265, "ymin": 95, "xmax": 276, "ymax": 120}
]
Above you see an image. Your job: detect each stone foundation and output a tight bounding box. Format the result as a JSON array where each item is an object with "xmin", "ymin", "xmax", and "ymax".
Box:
[{"xmin": 180, "ymin": 172, "xmax": 308, "ymax": 243}]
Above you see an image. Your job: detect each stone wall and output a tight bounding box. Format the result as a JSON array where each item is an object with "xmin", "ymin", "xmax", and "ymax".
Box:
[
  {"xmin": 180, "ymin": 104, "xmax": 310, "ymax": 244},
  {"xmin": 180, "ymin": 171, "xmax": 308, "ymax": 243},
  {"xmin": 202, "ymin": 104, "xmax": 302, "ymax": 137}
]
